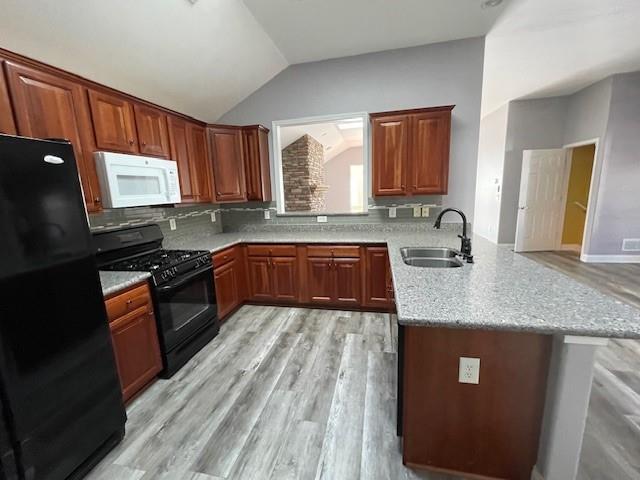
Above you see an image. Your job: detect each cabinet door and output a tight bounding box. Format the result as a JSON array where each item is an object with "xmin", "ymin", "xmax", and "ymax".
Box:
[
  {"xmin": 168, "ymin": 116, "xmax": 194, "ymax": 201},
  {"xmin": 372, "ymin": 115, "xmax": 409, "ymax": 196},
  {"xmin": 247, "ymin": 256, "xmax": 273, "ymax": 301},
  {"xmin": 0, "ymin": 63, "xmax": 16, "ymax": 134},
  {"xmin": 88, "ymin": 89, "xmax": 138, "ymax": 153},
  {"xmin": 306, "ymin": 257, "xmax": 334, "ymax": 305},
  {"xmin": 243, "ymin": 126, "xmax": 272, "ymax": 201},
  {"xmin": 109, "ymin": 307, "xmax": 162, "ymax": 403},
  {"xmin": 209, "ymin": 126, "xmax": 247, "ymax": 202},
  {"xmin": 5, "ymin": 61, "xmax": 102, "ymax": 212},
  {"xmin": 334, "ymin": 257, "xmax": 362, "ymax": 306},
  {"xmin": 214, "ymin": 259, "xmax": 240, "ymax": 320},
  {"xmin": 364, "ymin": 247, "xmax": 393, "ymax": 309},
  {"xmin": 187, "ymin": 123, "xmax": 212, "ymax": 202},
  {"xmin": 271, "ymin": 256, "xmax": 298, "ymax": 302},
  {"xmin": 410, "ymin": 111, "xmax": 451, "ymax": 195},
  {"xmin": 134, "ymin": 104, "xmax": 170, "ymax": 158}
]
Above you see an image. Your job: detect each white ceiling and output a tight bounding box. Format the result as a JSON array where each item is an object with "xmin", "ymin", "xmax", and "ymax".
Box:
[
  {"xmin": 481, "ymin": 0, "xmax": 640, "ymax": 116},
  {"xmin": 242, "ymin": 0, "xmax": 507, "ymax": 64},
  {"xmin": 280, "ymin": 121, "xmax": 363, "ymax": 162},
  {"xmin": 0, "ymin": 0, "xmax": 287, "ymax": 122}
]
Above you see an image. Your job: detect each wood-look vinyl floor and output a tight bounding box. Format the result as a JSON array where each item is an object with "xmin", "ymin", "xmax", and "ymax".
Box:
[
  {"xmin": 86, "ymin": 307, "xmax": 460, "ymax": 480},
  {"xmin": 523, "ymin": 251, "xmax": 640, "ymax": 480},
  {"xmin": 86, "ymin": 251, "xmax": 640, "ymax": 480}
]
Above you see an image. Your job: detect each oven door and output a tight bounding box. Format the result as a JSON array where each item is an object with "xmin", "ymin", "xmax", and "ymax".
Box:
[{"xmin": 154, "ymin": 265, "xmax": 217, "ymax": 351}]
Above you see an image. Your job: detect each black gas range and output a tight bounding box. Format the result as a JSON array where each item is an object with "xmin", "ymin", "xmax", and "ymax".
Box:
[{"xmin": 93, "ymin": 225, "xmax": 219, "ymax": 377}]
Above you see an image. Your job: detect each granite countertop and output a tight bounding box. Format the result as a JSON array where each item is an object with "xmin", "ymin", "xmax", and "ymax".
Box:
[
  {"xmin": 101, "ymin": 227, "xmax": 640, "ymax": 339},
  {"xmin": 100, "ymin": 271, "xmax": 151, "ymax": 297}
]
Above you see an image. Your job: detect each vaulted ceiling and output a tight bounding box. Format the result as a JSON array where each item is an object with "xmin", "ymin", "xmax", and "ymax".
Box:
[{"xmin": 0, "ymin": 0, "xmax": 504, "ymax": 123}]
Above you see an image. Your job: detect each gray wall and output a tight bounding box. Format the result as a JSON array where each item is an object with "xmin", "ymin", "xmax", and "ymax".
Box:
[
  {"xmin": 219, "ymin": 37, "xmax": 485, "ymax": 223},
  {"xmin": 473, "ymin": 103, "xmax": 509, "ymax": 242},
  {"xmin": 589, "ymin": 72, "xmax": 640, "ymax": 256},
  {"xmin": 498, "ymin": 97, "xmax": 569, "ymax": 243}
]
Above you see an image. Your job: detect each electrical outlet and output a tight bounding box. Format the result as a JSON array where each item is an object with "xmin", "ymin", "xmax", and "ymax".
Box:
[
  {"xmin": 388, "ymin": 207, "xmax": 397, "ymax": 218},
  {"xmin": 622, "ymin": 238, "xmax": 640, "ymax": 251},
  {"xmin": 210, "ymin": 212, "xmax": 216, "ymax": 223},
  {"xmin": 412, "ymin": 207, "xmax": 421, "ymax": 218},
  {"xmin": 459, "ymin": 357, "xmax": 480, "ymax": 384},
  {"xmin": 317, "ymin": 215, "xmax": 328, "ymax": 223},
  {"xmin": 421, "ymin": 206, "xmax": 430, "ymax": 217},
  {"xmin": 264, "ymin": 210, "xmax": 271, "ymax": 220},
  {"xmin": 169, "ymin": 218, "xmax": 177, "ymax": 231}
]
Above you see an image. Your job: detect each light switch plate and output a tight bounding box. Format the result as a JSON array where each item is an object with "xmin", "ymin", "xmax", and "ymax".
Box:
[
  {"xmin": 459, "ymin": 357, "xmax": 480, "ymax": 384},
  {"xmin": 389, "ymin": 207, "xmax": 397, "ymax": 218},
  {"xmin": 317, "ymin": 215, "xmax": 328, "ymax": 223},
  {"xmin": 413, "ymin": 207, "xmax": 421, "ymax": 217},
  {"xmin": 264, "ymin": 210, "xmax": 271, "ymax": 220},
  {"xmin": 421, "ymin": 206, "xmax": 430, "ymax": 217},
  {"xmin": 210, "ymin": 212, "xmax": 216, "ymax": 223},
  {"xmin": 169, "ymin": 218, "xmax": 177, "ymax": 231}
]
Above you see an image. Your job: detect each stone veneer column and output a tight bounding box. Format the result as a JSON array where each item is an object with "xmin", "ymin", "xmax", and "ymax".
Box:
[{"xmin": 282, "ymin": 134, "xmax": 328, "ymax": 212}]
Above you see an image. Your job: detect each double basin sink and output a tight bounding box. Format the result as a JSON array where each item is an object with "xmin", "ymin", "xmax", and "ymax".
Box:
[{"xmin": 400, "ymin": 247, "xmax": 464, "ymax": 268}]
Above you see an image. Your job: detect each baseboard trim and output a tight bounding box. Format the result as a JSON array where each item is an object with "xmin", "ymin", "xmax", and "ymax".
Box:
[
  {"xmin": 531, "ymin": 465, "xmax": 544, "ymax": 480},
  {"xmin": 580, "ymin": 253, "xmax": 640, "ymax": 263},
  {"xmin": 560, "ymin": 244, "xmax": 581, "ymax": 252}
]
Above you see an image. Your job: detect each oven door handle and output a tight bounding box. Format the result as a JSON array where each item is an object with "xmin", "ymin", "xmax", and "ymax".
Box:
[{"xmin": 156, "ymin": 264, "xmax": 213, "ymax": 293}]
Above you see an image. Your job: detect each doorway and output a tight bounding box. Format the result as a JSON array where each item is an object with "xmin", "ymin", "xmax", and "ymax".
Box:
[{"xmin": 514, "ymin": 141, "xmax": 598, "ymax": 259}]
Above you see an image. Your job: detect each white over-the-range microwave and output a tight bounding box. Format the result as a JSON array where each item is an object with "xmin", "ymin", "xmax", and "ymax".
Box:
[{"xmin": 94, "ymin": 151, "xmax": 181, "ymax": 208}]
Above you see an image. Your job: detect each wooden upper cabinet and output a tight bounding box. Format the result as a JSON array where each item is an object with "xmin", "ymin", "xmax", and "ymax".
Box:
[
  {"xmin": 410, "ymin": 110, "xmax": 451, "ymax": 195},
  {"xmin": 372, "ymin": 115, "xmax": 409, "ymax": 196},
  {"xmin": 371, "ymin": 106, "xmax": 453, "ymax": 197},
  {"xmin": 243, "ymin": 125, "xmax": 272, "ymax": 201},
  {"xmin": 187, "ymin": 123, "xmax": 212, "ymax": 202},
  {"xmin": 168, "ymin": 117, "xmax": 212, "ymax": 203},
  {"xmin": 88, "ymin": 90, "xmax": 138, "ymax": 153},
  {"xmin": 208, "ymin": 126, "xmax": 246, "ymax": 203},
  {"xmin": 134, "ymin": 104, "xmax": 170, "ymax": 158},
  {"xmin": 168, "ymin": 116, "xmax": 193, "ymax": 200},
  {"xmin": 4, "ymin": 61, "xmax": 102, "ymax": 212},
  {"xmin": 0, "ymin": 62, "xmax": 16, "ymax": 135}
]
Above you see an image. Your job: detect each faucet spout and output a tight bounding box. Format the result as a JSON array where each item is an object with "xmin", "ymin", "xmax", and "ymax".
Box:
[{"xmin": 433, "ymin": 208, "xmax": 473, "ymax": 263}]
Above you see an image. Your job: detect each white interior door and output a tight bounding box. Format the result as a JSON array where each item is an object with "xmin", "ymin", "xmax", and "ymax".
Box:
[{"xmin": 514, "ymin": 149, "xmax": 569, "ymax": 252}]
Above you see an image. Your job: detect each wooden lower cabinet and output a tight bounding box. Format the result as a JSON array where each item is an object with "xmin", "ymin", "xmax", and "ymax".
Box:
[
  {"xmin": 304, "ymin": 247, "xmax": 362, "ymax": 307},
  {"xmin": 0, "ymin": 62, "xmax": 16, "ymax": 134},
  {"xmin": 105, "ymin": 283, "xmax": 162, "ymax": 403},
  {"xmin": 306, "ymin": 257, "xmax": 334, "ymax": 305},
  {"xmin": 214, "ymin": 259, "xmax": 241, "ymax": 320},
  {"xmin": 363, "ymin": 246, "xmax": 394, "ymax": 309},
  {"xmin": 211, "ymin": 243, "xmax": 393, "ymax": 313},
  {"xmin": 247, "ymin": 246, "xmax": 298, "ymax": 303}
]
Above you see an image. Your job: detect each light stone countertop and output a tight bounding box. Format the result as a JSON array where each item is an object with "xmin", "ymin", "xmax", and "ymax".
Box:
[
  {"xmin": 100, "ymin": 271, "xmax": 151, "ymax": 297},
  {"xmin": 100, "ymin": 227, "xmax": 640, "ymax": 339}
]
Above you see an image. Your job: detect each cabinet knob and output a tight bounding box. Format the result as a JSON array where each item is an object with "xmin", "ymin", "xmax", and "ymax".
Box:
[
  {"xmin": 94, "ymin": 196, "xmax": 101, "ymax": 203},
  {"xmin": 141, "ymin": 141, "xmax": 147, "ymax": 147},
  {"xmin": 129, "ymin": 139, "xmax": 135, "ymax": 145}
]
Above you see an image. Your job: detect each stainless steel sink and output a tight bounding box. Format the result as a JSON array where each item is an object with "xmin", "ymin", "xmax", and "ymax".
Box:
[{"xmin": 400, "ymin": 247, "xmax": 464, "ymax": 268}]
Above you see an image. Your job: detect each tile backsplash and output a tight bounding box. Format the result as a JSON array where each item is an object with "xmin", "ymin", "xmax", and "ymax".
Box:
[{"xmin": 89, "ymin": 204, "xmax": 223, "ymax": 237}]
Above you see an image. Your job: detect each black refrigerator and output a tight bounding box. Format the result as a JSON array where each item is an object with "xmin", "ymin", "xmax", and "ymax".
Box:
[{"xmin": 0, "ymin": 134, "xmax": 126, "ymax": 479}]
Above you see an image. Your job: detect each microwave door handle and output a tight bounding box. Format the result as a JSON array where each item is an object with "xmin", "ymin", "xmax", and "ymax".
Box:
[{"xmin": 156, "ymin": 265, "xmax": 213, "ymax": 292}]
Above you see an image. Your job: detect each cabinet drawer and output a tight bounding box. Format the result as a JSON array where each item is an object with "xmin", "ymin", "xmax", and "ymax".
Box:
[
  {"xmin": 247, "ymin": 244, "xmax": 296, "ymax": 257},
  {"xmin": 212, "ymin": 246, "xmax": 238, "ymax": 268},
  {"xmin": 105, "ymin": 283, "xmax": 152, "ymax": 322},
  {"xmin": 306, "ymin": 245, "xmax": 360, "ymax": 258}
]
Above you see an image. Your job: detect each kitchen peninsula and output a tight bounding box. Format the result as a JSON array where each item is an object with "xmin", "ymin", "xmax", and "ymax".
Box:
[{"xmin": 100, "ymin": 225, "xmax": 640, "ymax": 480}]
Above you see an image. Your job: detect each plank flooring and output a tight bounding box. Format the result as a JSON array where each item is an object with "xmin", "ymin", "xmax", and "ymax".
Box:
[
  {"xmin": 523, "ymin": 251, "xmax": 640, "ymax": 480},
  {"xmin": 86, "ymin": 307, "xmax": 459, "ymax": 480},
  {"xmin": 86, "ymin": 250, "xmax": 640, "ymax": 480}
]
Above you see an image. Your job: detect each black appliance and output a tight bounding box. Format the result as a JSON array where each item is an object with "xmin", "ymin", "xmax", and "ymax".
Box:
[
  {"xmin": 93, "ymin": 225, "xmax": 219, "ymax": 377},
  {"xmin": 0, "ymin": 134, "xmax": 126, "ymax": 479}
]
